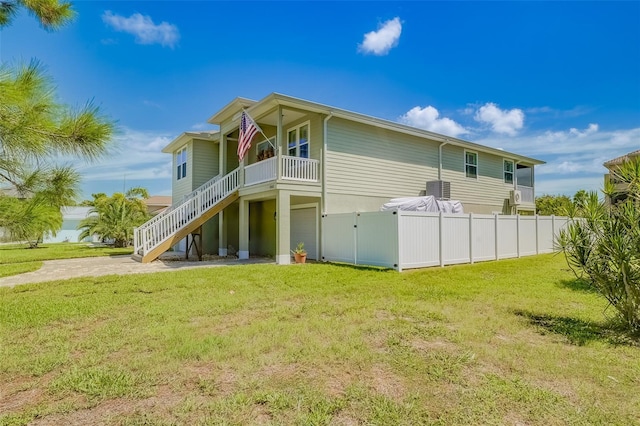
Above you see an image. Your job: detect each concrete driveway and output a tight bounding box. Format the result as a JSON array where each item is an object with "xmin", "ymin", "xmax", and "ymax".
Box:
[{"xmin": 0, "ymin": 255, "xmax": 274, "ymax": 288}]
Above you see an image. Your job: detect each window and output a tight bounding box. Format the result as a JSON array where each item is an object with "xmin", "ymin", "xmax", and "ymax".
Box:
[
  {"xmin": 516, "ymin": 164, "xmax": 533, "ymax": 187},
  {"xmin": 287, "ymin": 122, "xmax": 310, "ymax": 158},
  {"xmin": 176, "ymin": 147, "xmax": 187, "ymax": 180},
  {"xmin": 503, "ymin": 160, "xmax": 514, "ymax": 184},
  {"xmin": 256, "ymin": 138, "xmax": 275, "ymax": 161},
  {"xmin": 465, "ymin": 151, "xmax": 478, "ymax": 179}
]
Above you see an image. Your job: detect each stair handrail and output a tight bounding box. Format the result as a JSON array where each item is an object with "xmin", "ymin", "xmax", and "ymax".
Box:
[
  {"xmin": 139, "ymin": 173, "xmax": 223, "ymax": 232},
  {"xmin": 135, "ymin": 167, "xmax": 240, "ymax": 256}
]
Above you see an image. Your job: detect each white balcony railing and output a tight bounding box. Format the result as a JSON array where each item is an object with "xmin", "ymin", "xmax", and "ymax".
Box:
[
  {"xmin": 244, "ymin": 155, "xmax": 319, "ymax": 186},
  {"xmin": 281, "ymin": 156, "xmax": 319, "ymax": 182},
  {"xmin": 245, "ymin": 156, "xmax": 277, "ymax": 186},
  {"xmin": 517, "ymin": 185, "xmax": 534, "ymax": 204}
]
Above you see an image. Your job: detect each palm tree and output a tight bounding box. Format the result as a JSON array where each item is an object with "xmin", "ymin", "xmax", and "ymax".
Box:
[
  {"xmin": 0, "ymin": 0, "xmax": 74, "ymax": 29},
  {"xmin": 557, "ymin": 159, "xmax": 640, "ymax": 332},
  {"xmin": 78, "ymin": 188, "xmax": 151, "ymax": 248}
]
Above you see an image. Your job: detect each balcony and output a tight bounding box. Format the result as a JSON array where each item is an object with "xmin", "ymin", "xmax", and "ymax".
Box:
[
  {"xmin": 517, "ymin": 185, "xmax": 534, "ymax": 204},
  {"xmin": 244, "ymin": 155, "xmax": 319, "ymax": 187}
]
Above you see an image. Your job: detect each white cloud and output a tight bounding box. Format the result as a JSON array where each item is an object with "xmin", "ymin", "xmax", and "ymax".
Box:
[
  {"xmin": 569, "ymin": 123, "xmax": 598, "ymax": 137},
  {"xmin": 399, "ymin": 105, "xmax": 468, "ymax": 137},
  {"xmin": 102, "ymin": 11, "xmax": 180, "ymax": 48},
  {"xmin": 70, "ymin": 127, "xmax": 174, "ymax": 185},
  {"xmin": 358, "ymin": 17, "xmax": 402, "ymax": 56},
  {"xmin": 474, "ymin": 125, "xmax": 640, "ymax": 196},
  {"xmin": 474, "ymin": 103, "xmax": 525, "ymax": 136}
]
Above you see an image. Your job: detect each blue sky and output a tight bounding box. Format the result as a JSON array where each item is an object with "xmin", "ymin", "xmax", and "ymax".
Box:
[{"xmin": 2, "ymin": 1, "xmax": 639, "ymax": 200}]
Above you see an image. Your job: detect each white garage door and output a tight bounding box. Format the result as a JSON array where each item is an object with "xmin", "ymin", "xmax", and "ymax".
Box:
[{"xmin": 291, "ymin": 207, "xmax": 317, "ymax": 260}]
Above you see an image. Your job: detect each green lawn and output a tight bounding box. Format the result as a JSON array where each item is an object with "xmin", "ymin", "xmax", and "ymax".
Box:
[
  {"xmin": 0, "ymin": 243, "xmax": 132, "ymax": 278},
  {"xmin": 0, "ymin": 254, "xmax": 638, "ymax": 425}
]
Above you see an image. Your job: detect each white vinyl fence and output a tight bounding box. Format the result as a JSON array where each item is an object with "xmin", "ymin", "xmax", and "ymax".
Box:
[{"xmin": 321, "ymin": 211, "xmax": 569, "ymax": 271}]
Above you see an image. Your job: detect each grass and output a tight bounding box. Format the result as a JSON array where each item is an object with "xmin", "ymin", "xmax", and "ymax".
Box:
[
  {"xmin": 0, "ymin": 243, "xmax": 132, "ymax": 278},
  {"xmin": 0, "ymin": 254, "xmax": 638, "ymax": 425},
  {"xmin": 0, "ymin": 262, "xmax": 42, "ymax": 278}
]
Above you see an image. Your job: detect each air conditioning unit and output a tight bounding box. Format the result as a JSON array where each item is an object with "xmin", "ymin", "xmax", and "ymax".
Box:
[
  {"xmin": 510, "ymin": 190, "xmax": 522, "ymax": 205},
  {"xmin": 426, "ymin": 180, "xmax": 451, "ymax": 200}
]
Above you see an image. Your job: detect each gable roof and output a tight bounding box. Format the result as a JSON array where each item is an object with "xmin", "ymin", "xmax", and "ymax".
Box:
[
  {"xmin": 604, "ymin": 149, "xmax": 640, "ymax": 168},
  {"xmin": 208, "ymin": 92, "xmax": 544, "ymax": 165}
]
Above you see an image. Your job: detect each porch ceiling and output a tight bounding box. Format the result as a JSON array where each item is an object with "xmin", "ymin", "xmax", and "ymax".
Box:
[{"xmin": 255, "ymin": 108, "xmax": 307, "ymax": 127}]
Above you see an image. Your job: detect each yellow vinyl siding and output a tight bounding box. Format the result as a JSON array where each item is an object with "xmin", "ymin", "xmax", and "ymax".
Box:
[
  {"xmin": 281, "ymin": 113, "xmax": 323, "ymax": 161},
  {"xmin": 326, "ymin": 118, "xmax": 439, "ymax": 199},
  {"xmin": 325, "ymin": 118, "xmax": 522, "ymax": 213},
  {"xmin": 192, "ymin": 139, "xmax": 219, "ymax": 189},
  {"xmin": 172, "ymin": 143, "xmax": 192, "ymax": 202},
  {"xmin": 441, "ymin": 145, "xmax": 513, "ymax": 208}
]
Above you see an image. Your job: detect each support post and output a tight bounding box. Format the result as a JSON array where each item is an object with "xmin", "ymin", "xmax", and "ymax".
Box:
[
  {"xmin": 187, "ymin": 227, "xmax": 203, "ymax": 261},
  {"xmin": 218, "ymin": 210, "xmax": 227, "ymax": 256},
  {"xmin": 276, "ymin": 190, "xmax": 291, "ymax": 264},
  {"xmin": 277, "ymin": 105, "xmax": 283, "ymax": 181},
  {"xmin": 238, "ymin": 198, "xmax": 249, "ymax": 260}
]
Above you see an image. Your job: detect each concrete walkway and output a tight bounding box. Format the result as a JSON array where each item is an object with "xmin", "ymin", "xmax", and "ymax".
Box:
[{"xmin": 0, "ymin": 255, "xmax": 274, "ymax": 288}]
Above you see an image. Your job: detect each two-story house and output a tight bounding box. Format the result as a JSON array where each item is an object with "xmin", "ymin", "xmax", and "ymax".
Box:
[{"xmin": 134, "ymin": 93, "xmax": 543, "ymax": 264}]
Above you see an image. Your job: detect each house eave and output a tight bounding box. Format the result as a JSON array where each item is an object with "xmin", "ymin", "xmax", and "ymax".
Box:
[
  {"xmin": 207, "ymin": 97, "xmax": 257, "ymax": 124},
  {"xmin": 265, "ymin": 93, "xmax": 545, "ymax": 166},
  {"xmin": 161, "ymin": 131, "xmax": 220, "ymax": 153},
  {"xmin": 203, "ymin": 92, "xmax": 545, "ymax": 166}
]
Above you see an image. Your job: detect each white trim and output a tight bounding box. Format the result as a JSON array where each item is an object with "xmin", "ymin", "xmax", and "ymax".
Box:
[
  {"xmin": 238, "ymin": 250, "xmax": 249, "ymax": 260},
  {"xmin": 503, "ymin": 159, "xmax": 515, "ymax": 185},
  {"xmin": 291, "ymin": 202, "xmax": 319, "ymax": 260},
  {"xmin": 286, "ymin": 120, "xmax": 311, "ymax": 159},
  {"xmin": 176, "ymin": 146, "xmax": 188, "ymax": 181},
  {"xmin": 464, "ymin": 150, "xmax": 478, "ymax": 179}
]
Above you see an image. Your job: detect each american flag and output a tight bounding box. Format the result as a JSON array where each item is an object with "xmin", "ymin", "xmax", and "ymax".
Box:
[{"xmin": 237, "ymin": 111, "xmax": 260, "ymax": 161}]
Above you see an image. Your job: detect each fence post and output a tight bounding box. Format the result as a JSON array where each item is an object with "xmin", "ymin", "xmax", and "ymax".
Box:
[
  {"xmin": 469, "ymin": 212, "xmax": 474, "ymax": 264},
  {"xmin": 396, "ymin": 210, "xmax": 402, "ymax": 272},
  {"xmin": 535, "ymin": 214, "xmax": 540, "ymax": 254},
  {"xmin": 494, "ymin": 213, "xmax": 499, "ymax": 260},
  {"xmin": 439, "ymin": 211, "xmax": 444, "ymax": 267},
  {"xmin": 353, "ymin": 212, "xmax": 358, "ymax": 265},
  {"xmin": 516, "ymin": 214, "xmax": 521, "ymax": 258}
]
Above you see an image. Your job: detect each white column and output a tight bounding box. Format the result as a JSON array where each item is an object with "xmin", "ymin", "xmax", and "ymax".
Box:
[
  {"xmin": 277, "ymin": 105, "xmax": 283, "ymax": 181},
  {"xmin": 218, "ymin": 133, "xmax": 227, "ymax": 256},
  {"xmin": 218, "ymin": 210, "xmax": 227, "ymax": 256},
  {"xmin": 276, "ymin": 190, "xmax": 291, "ymax": 264},
  {"xmin": 238, "ymin": 198, "xmax": 249, "ymax": 260}
]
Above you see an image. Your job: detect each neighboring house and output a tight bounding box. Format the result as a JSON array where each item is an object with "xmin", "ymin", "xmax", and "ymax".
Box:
[
  {"xmin": 604, "ymin": 149, "xmax": 640, "ymax": 204},
  {"xmin": 144, "ymin": 195, "xmax": 172, "ymax": 215},
  {"xmin": 43, "ymin": 206, "xmax": 98, "ymax": 243},
  {"xmin": 134, "ymin": 93, "xmax": 543, "ymax": 264}
]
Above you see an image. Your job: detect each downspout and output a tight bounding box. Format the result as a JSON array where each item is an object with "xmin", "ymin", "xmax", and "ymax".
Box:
[
  {"xmin": 438, "ymin": 141, "xmax": 448, "ymax": 180},
  {"xmin": 322, "ymin": 112, "xmax": 333, "ymax": 214}
]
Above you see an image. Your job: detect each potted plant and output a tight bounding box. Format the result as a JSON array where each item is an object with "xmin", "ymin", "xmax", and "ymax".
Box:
[{"xmin": 291, "ymin": 242, "xmax": 307, "ymax": 264}]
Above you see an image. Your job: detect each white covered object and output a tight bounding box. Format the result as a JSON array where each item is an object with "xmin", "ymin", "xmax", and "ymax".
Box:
[{"xmin": 381, "ymin": 196, "xmax": 464, "ymax": 214}]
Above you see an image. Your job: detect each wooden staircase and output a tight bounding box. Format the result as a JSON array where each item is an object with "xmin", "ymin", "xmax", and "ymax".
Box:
[{"xmin": 133, "ymin": 168, "xmax": 240, "ymax": 263}]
